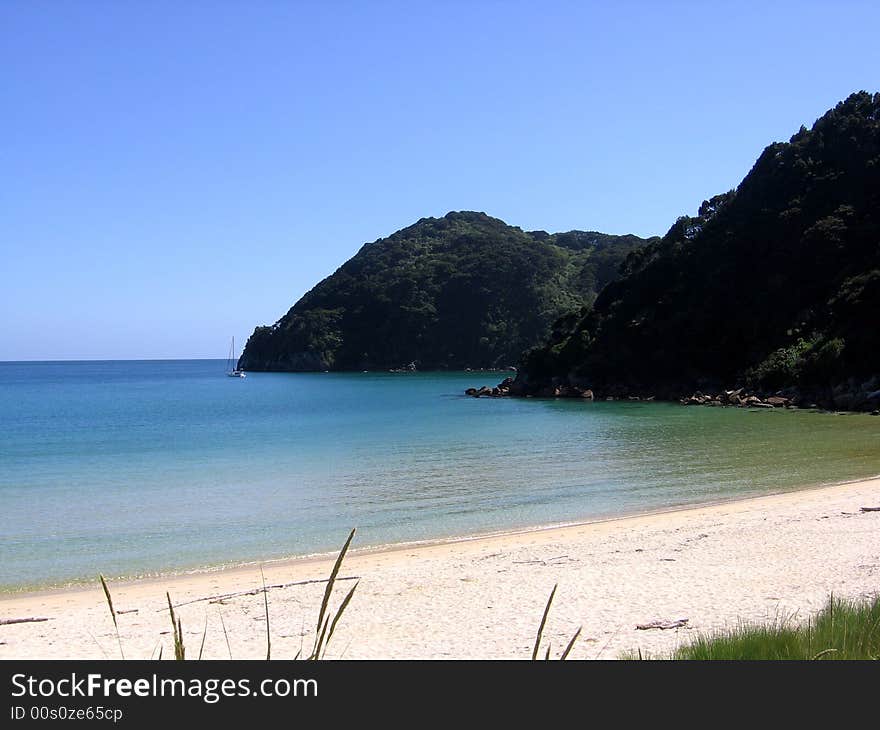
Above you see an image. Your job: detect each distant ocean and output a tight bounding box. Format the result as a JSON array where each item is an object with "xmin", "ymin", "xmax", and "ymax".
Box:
[{"xmin": 2, "ymin": 359, "xmax": 879, "ymax": 591}]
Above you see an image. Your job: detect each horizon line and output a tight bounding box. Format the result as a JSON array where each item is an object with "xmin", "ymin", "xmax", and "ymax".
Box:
[{"xmin": 0, "ymin": 357, "xmax": 229, "ymax": 364}]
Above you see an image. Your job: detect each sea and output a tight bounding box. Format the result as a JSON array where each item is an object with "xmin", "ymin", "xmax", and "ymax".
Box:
[{"xmin": 2, "ymin": 359, "xmax": 879, "ymax": 591}]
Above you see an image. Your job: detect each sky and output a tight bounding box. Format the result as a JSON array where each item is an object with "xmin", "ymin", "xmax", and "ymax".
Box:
[{"xmin": 2, "ymin": 1, "xmax": 878, "ymax": 360}]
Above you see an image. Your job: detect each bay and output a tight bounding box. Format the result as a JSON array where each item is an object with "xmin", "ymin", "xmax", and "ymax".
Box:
[{"xmin": 1, "ymin": 360, "xmax": 879, "ymax": 591}]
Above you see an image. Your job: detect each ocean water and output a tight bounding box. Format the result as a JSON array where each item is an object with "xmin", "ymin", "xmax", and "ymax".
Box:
[{"xmin": 1, "ymin": 359, "xmax": 879, "ymax": 591}]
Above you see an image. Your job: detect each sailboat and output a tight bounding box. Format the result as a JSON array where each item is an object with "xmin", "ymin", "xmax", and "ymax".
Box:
[{"xmin": 226, "ymin": 336, "xmax": 246, "ymax": 378}]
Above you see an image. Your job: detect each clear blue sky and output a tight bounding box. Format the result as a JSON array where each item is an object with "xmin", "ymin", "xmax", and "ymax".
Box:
[{"xmin": 2, "ymin": 1, "xmax": 878, "ymax": 360}]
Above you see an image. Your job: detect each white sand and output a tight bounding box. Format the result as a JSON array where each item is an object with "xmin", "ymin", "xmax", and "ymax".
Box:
[{"xmin": 2, "ymin": 477, "xmax": 879, "ymax": 660}]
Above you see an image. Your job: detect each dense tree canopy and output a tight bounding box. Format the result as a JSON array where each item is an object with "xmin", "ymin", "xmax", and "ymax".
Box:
[
  {"xmin": 239, "ymin": 212, "xmax": 653, "ymax": 371},
  {"xmin": 520, "ymin": 92, "xmax": 880, "ymax": 402}
]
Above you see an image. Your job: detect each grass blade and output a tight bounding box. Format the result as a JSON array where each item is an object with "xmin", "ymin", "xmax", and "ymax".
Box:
[
  {"xmin": 312, "ymin": 615, "xmax": 331, "ymax": 661},
  {"xmin": 811, "ymin": 648, "xmax": 838, "ymax": 660},
  {"xmin": 99, "ymin": 575, "xmax": 125, "ymax": 660},
  {"xmin": 261, "ymin": 567, "xmax": 271, "ymax": 661},
  {"xmin": 560, "ymin": 627, "xmax": 582, "ymax": 660},
  {"xmin": 166, "ymin": 592, "xmax": 185, "ymax": 660},
  {"xmin": 198, "ymin": 613, "xmax": 208, "ymax": 661},
  {"xmin": 218, "ymin": 609, "xmax": 233, "ymax": 660},
  {"xmin": 532, "ymin": 584, "xmax": 557, "ymax": 660},
  {"xmin": 87, "ymin": 630, "xmax": 109, "ymax": 660},
  {"xmin": 312, "ymin": 528, "xmax": 356, "ymax": 659},
  {"xmin": 166, "ymin": 592, "xmax": 175, "ymax": 640},
  {"xmin": 321, "ymin": 581, "xmax": 359, "ymax": 659}
]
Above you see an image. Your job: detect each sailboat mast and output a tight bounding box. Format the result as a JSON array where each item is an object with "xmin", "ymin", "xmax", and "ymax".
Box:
[{"xmin": 225, "ymin": 335, "xmax": 245, "ymax": 377}]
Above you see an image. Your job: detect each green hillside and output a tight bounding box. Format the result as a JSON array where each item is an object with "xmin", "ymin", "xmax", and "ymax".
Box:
[
  {"xmin": 239, "ymin": 212, "xmax": 653, "ymax": 371},
  {"xmin": 516, "ymin": 92, "xmax": 880, "ymax": 410}
]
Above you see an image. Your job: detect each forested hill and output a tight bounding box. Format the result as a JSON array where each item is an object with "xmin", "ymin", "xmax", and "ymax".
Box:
[
  {"xmin": 516, "ymin": 91, "xmax": 880, "ymax": 410},
  {"xmin": 238, "ymin": 212, "xmax": 655, "ymax": 371}
]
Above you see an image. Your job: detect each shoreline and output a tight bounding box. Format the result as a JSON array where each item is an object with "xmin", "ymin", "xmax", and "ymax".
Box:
[
  {"xmin": 2, "ymin": 475, "xmax": 879, "ymax": 659},
  {"xmin": 5, "ymin": 472, "xmax": 876, "ymax": 599}
]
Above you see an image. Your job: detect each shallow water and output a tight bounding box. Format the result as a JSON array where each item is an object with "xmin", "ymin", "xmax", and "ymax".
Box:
[{"xmin": 1, "ymin": 360, "xmax": 879, "ymax": 590}]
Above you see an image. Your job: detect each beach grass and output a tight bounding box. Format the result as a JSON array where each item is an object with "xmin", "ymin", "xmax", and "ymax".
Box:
[
  {"xmin": 96, "ymin": 544, "xmax": 877, "ymax": 660},
  {"xmin": 310, "ymin": 527, "xmax": 358, "ymax": 660},
  {"xmin": 261, "ymin": 568, "xmax": 270, "ymax": 660},
  {"xmin": 99, "ymin": 574, "xmax": 124, "ymax": 660},
  {"xmin": 531, "ymin": 583, "xmax": 581, "ymax": 660},
  {"xmin": 94, "ymin": 529, "xmax": 360, "ymax": 660},
  {"xmin": 95, "ymin": 532, "xmax": 877, "ymax": 660},
  {"xmin": 166, "ymin": 592, "xmax": 186, "ymax": 660},
  {"xmin": 630, "ymin": 594, "xmax": 880, "ymax": 660}
]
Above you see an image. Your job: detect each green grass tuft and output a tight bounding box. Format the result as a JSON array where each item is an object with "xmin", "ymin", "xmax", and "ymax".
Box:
[{"xmin": 630, "ymin": 594, "xmax": 880, "ymax": 660}]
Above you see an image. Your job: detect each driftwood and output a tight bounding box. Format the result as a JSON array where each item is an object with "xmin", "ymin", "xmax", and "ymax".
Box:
[
  {"xmin": 636, "ymin": 618, "xmax": 689, "ymax": 631},
  {"xmin": 159, "ymin": 575, "xmax": 359, "ymax": 611},
  {"xmin": 475, "ymin": 552, "xmax": 503, "ymax": 561},
  {"xmin": 512, "ymin": 555, "xmax": 573, "ymax": 567},
  {"xmin": 0, "ymin": 617, "xmax": 51, "ymax": 626},
  {"xmin": 115, "ymin": 608, "xmax": 139, "ymax": 615},
  {"xmin": 860, "ymin": 506, "xmax": 880, "ymax": 512}
]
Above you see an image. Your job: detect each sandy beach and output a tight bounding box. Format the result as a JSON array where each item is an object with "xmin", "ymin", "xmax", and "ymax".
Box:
[{"xmin": 1, "ymin": 477, "xmax": 879, "ymax": 660}]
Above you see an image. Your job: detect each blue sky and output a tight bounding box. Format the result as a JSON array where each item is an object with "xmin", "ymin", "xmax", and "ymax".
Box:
[{"xmin": 2, "ymin": 1, "xmax": 878, "ymax": 360}]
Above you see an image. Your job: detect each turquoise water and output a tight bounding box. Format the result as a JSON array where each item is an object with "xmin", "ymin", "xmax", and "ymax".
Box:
[{"xmin": 2, "ymin": 360, "xmax": 880, "ymax": 591}]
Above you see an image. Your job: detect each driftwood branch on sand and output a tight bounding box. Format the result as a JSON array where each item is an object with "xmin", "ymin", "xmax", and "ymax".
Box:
[
  {"xmin": 636, "ymin": 618, "xmax": 689, "ymax": 630},
  {"xmin": 860, "ymin": 506, "xmax": 880, "ymax": 512},
  {"xmin": 159, "ymin": 575, "xmax": 360, "ymax": 611},
  {"xmin": 0, "ymin": 617, "xmax": 52, "ymax": 626}
]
